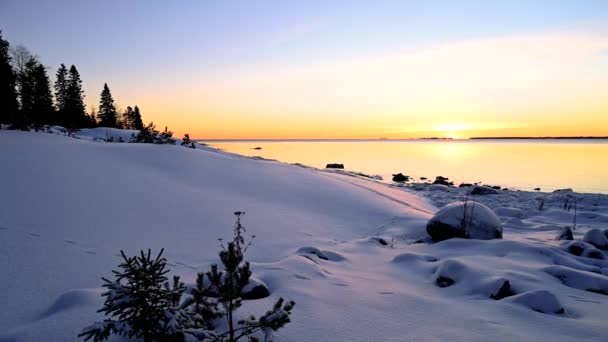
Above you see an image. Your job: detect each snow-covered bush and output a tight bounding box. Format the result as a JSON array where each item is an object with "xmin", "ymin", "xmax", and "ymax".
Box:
[
  {"xmin": 131, "ymin": 122, "xmax": 176, "ymax": 145},
  {"xmin": 78, "ymin": 249, "xmax": 190, "ymax": 342},
  {"xmin": 181, "ymin": 134, "xmax": 196, "ymax": 149}
]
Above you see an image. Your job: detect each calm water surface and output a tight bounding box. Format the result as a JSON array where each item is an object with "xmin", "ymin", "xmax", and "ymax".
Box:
[{"xmin": 205, "ymin": 140, "xmax": 608, "ymax": 194}]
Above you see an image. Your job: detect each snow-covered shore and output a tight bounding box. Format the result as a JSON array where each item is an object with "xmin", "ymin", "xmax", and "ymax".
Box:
[{"xmin": 1, "ymin": 129, "xmax": 607, "ymax": 341}]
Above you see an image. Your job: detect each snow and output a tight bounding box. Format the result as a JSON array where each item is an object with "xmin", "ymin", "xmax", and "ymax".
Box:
[
  {"xmin": 1, "ymin": 129, "xmax": 607, "ymax": 341},
  {"xmin": 583, "ymin": 229, "xmax": 608, "ymax": 250},
  {"xmin": 426, "ymin": 201, "xmax": 503, "ymax": 240}
]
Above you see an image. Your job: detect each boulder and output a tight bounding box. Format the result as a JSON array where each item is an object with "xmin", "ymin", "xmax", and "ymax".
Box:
[
  {"xmin": 458, "ymin": 183, "xmax": 473, "ymax": 188},
  {"xmin": 555, "ymin": 226, "xmax": 574, "ymax": 241},
  {"xmin": 241, "ymin": 278, "xmax": 270, "ymax": 300},
  {"xmin": 469, "ymin": 185, "xmax": 498, "ymax": 195},
  {"xmin": 392, "ymin": 173, "xmax": 409, "ymax": 182},
  {"xmin": 426, "ymin": 201, "xmax": 503, "ymax": 241},
  {"xmin": 433, "ymin": 176, "xmax": 450, "ymax": 186},
  {"xmin": 325, "ymin": 163, "xmax": 344, "ymax": 169},
  {"xmin": 583, "ymin": 229, "xmax": 608, "ymax": 250}
]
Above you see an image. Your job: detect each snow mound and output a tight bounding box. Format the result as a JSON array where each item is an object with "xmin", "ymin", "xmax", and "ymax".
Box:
[
  {"xmin": 494, "ymin": 207, "xmax": 524, "ymax": 219},
  {"xmin": 505, "ymin": 290, "xmax": 565, "ymax": 315},
  {"xmin": 583, "ymin": 229, "xmax": 608, "ymax": 250},
  {"xmin": 426, "ymin": 201, "xmax": 503, "ymax": 241},
  {"xmin": 545, "ymin": 266, "xmax": 608, "ymax": 295}
]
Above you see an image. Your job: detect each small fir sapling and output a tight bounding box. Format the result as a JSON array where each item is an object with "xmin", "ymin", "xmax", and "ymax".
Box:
[
  {"xmin": 205, "ymin": 211, "xmax": 295, "ymax": 342},
  {"xmin": 79, "ymin": 249, "xmax": 178, "ymax": 342},
  {"xmin": 80, "ymin": 213, "xmax": 295, "ymax": 342}
]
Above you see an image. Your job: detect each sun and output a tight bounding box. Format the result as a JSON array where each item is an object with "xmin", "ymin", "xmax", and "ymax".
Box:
[{"xmin": 434, "ymin": 123, "xmax": 471, "ymax": 139}]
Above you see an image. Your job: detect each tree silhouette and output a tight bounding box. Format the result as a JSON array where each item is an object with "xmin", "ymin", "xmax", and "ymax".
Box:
[
  {"xmin": 0, "ymin": 31, "xmax": 18, "ymax": 126},
  {"xmin": 54, "ymin": 63, "xmax": 68, "ymax": 125},
  {"xmin": 65, "ymin": 65, "xmax": 87, "ymax": 127},
  {"xmin": 132, "ymin": 105, "xmax": 144, "ymax": 130},
  {"xmin": 30, "ymin": 63, "xmax": 54, "ymax": 130},
  {"xmin": 97, "ymin": 83, "xmax": 118, "ymax": 127}
]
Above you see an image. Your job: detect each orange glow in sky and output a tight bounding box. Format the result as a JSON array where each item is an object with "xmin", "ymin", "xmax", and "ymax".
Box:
[{"xmin": 133, "ymin": 30, "xmax": 608, "ymax": 139}]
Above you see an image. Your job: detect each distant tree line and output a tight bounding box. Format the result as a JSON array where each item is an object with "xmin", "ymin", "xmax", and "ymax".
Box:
[{"xmin": 0, "ymin": 31, "xmax": 145, "ymax": 131}]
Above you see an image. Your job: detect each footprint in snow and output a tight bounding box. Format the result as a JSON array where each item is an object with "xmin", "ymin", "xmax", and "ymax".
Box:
[
  {"xmin": 29, "ymin": 233, "xmax": 41, "ymax": 237},
  {"xmin": 64, "ymin": 240, "xmax": 77, "ymax": 245},
  {"xmin": 294, "ymin": 274, "xmax": 310, "ymax": 280},
  {"xmin": 378, "ymin": 291, "xmax": 394, "ymax": 295}
]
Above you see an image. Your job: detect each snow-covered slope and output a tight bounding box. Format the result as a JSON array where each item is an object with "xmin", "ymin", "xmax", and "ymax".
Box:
[{"xmin": 0, "ymin": 130, "xmax": 607, "ymax": 341}]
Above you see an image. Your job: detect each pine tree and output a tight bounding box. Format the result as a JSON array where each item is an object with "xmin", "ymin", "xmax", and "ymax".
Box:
[
  {"xmin": 65, "ymin": 65, "xmax": 86, "ymax": 127},
  {"xmin": 12, "ymin": 56, "xmax": 38, "ymax": 128},
  {"xmin": 0, "ymin": 31, "xmax": 18, "ymax": 127},
  {"xmin": 54, "ymin": 63, "xmax": 68, "ymax": 125},
  {"xmin": 30, "ymin": 63, "xmax": 55, "ymax": 130},
  {"xmin": 132, "ymin": 105, "xmax": 144, "ymax": 130},
  {"xmin": 97, "ymin": 83, "xmax": 117, "ymax": 127}
]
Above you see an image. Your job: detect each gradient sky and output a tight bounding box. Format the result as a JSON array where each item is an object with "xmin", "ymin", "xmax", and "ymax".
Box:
[{"xmin": 1, "ymin": 0, "xmax": 607, "ymax": 138}]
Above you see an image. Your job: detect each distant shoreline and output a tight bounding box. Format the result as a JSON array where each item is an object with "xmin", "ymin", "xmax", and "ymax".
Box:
[
  {"xmin": 470, "ymin": 136, "xmax": 608, "ymax": 140},
  {"xmin": 199, "ymin": 137, "xmax": 608, "ymax": 142}
]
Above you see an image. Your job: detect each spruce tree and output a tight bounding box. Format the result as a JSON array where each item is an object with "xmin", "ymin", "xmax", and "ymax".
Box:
[
  {"xmin": 30, "ymin": 63, "xmax": 55, "ymax": 130},
  {"xmin": 97, "ymin": 83, "xmax": 117, "ymax": 127},
  {"xmin": 54, "ymin": 63, "xmax": 68, "ymax": 125},
  {"xmin": 0, "ymin": 31, "xmax": 18, "ymax": 126},
  {"xmin": 66, "ymin": 65, "xmax": 86, "ymax": 127},
  {"xmin": 132, "ymin": 105, "xmax": 144, "ymax": 130},
  {"xmin": 12, "ymin": 56, "xmax": 37, "ymax": 128}
]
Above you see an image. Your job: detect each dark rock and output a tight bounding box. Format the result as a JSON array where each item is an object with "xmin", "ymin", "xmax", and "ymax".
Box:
[
  {"xmin": 555, "ymin": 227, "xmax": 574, "ymax": 241},
  {"xmin": 392, "ymin": 173, "xmax": 410, "ymax": 182},
  {"xmin": 567, "ymin": 242, "xmax": 585, "ymax": 256},
  {"xmin": 325, "ymin": 163, "xmax": 344, "ymax": 169},
  {"xmin": 490, "ymin": 280, "xmax": 514, "ymax": 300},
  {"xmin": 534, "ymin": 188, "xmax": 541, "ymax": 191},
  {"xmin": 433, "ymin": 176, "xmax": 451, "ymax": 186},
  {"xmin": 371, "ymin": 237, "xmax": 388, "ymax": 246},
  {"xmin": 491, "ymin": 185, "xmax": 501, "ymax": 190},
  {"xmin": 585, "ymin": 249, "xmax": 605, "ymax": 260},
  {"xmin": 252, "ymin": 147, "xmax": 262, "ymax": 150},
  {"xmin": 435, "ymin": 276, "xmax": 454, "ymax": 288},
  {"xmin": 469, "ymin": 185, "xmax": 499, "ymax": 195},
  {"xmin": 458, "ymin": 183, "xmax": 473, "ymax": 188},
  {"xmin": 241, "ymin": 278, "xmax": 270, "ymax": 300},
  {"xmin": 420, "ymin": 177, "xmax": 428, "ymax": 180}
]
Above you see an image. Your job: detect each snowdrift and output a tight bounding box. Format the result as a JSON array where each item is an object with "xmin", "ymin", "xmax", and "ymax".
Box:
[{"xmin": 0, "ymin": 129, "xmax": 607, "ymax": 341}]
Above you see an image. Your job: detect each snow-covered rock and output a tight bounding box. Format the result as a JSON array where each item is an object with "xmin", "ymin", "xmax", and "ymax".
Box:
[
  {"xmin": 429, "ymin": 184, "xmax": 450, "ymax": 192},
  {"xmin": 426, "ymin": 201, "xmax": 503, "ymax": 241},
  {"xmin": 583, "ymin": 228, "xmax": 608, "ymax": 250},
  {"xmin": 505, "ymin": 290, "xmax": 564, "ymax": 315}
]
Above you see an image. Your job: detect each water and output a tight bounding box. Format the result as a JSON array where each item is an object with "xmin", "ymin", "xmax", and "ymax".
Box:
[{"xmin": 204, "ymin": 139, "xmax": 608, "ymax": 194}]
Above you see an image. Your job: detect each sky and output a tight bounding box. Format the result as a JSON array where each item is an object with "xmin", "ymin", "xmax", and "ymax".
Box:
[{"xmin": 1, "ymin": 0, "xmax": 607, "ymax": 139}]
